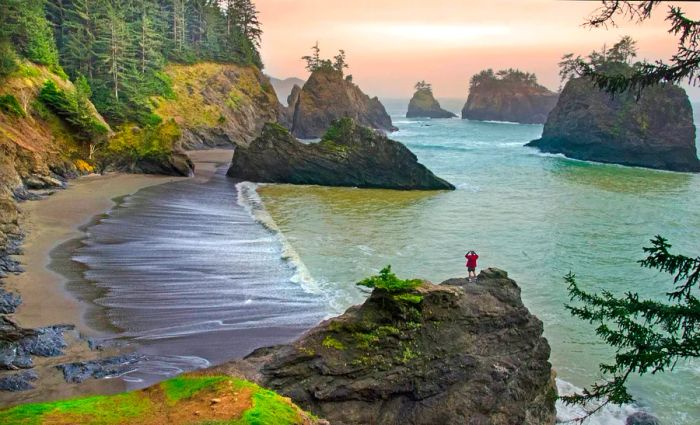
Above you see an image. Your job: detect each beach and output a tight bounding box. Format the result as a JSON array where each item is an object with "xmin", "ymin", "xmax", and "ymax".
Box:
[{"xmin": 0, "ymin": 149, "xmax": 234, "ymax": 406}]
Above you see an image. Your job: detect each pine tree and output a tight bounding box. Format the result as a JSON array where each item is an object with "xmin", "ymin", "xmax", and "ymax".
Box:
[
  {"xmin": 63, "ymin": 0, "xmax": 99, "ymax": 80},
  {"xmin": 232, "ymin": 0, "xmax": 261, "ymax": 48}
]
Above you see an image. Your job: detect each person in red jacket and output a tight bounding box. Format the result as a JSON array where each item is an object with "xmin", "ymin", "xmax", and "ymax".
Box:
[{"xmin": 465, "ymin": 250, "xmax": 479, "ymax": 282}]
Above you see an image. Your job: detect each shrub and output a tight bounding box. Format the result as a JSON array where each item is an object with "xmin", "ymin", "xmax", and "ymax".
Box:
[
  {"xmin": 39, "ymin": 80, "xmax": 108, "ymax": 141},
  {"xmin": 0, "ymin": 43, "xmax": 18, "ymax": 78},
  {"xmin": 0, "ymin": 94, "xmax": 25, "ymax": 117},
  {"xmin": 357, "ymin": 266, "xmax": 422, "ymax": 293}
]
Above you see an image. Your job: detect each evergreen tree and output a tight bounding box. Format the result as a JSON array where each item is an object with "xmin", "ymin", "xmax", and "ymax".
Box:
[
  {"xmin": 231, "ymin": 0, "xmax": 261, "ymax": 48},
  {"xmin": 563, "ymin": 236, "xmax": 700, "ymax": 418}
]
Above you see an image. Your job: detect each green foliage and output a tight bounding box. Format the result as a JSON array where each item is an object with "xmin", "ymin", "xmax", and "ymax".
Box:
[
  {"xmin": 0, "ymin": 42, "xmax": 19, "ymax": 78},
  {"xmin": 563, "ymin": 236, "xmax": 700, "ymax": 415},
  {"xmin": 357, "ymin": 266, "xmax": 422, "ymax": 293},
  {"xmin": 559, "ymin": 36, "xmax": 639, "ymax": 83},
  {"xmin": 161, "ymin": 375, "xmax": 228, "ymax": 403},
  {"xmin": 102, "ymin": 119, "xmax": 181, "ymax": 169},
  {"xmin": 38, "ymin": 79, "xmax": 108, "ymax": 141},
  {"xmin": 470, "ymin": 68, "xmax": 539, "ymax": 90},
  {"xmin": 0, "ymin": 392, "xmax": 151, "ymax": 425},
  {"xmin": 414, "ymin": 80, "xmax": 432, "ymax": 92},
  {"xmin": 574, "ymin": 2, "xmax": 700, "ymax": 94},
  {"xmin": 322, "ymin": 336, "xmax": 345, "ymax": 350},
  {"xmin": 0, "ymin": 94, "xmax": 26, "ymax": 117},
  {"xmin": 302, "ymin": 42, "xmax": 349, "ymax": 76}
]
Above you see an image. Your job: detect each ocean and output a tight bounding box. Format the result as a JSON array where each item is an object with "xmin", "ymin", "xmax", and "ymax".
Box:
[{"xmin": 72, "ymin": 98, "xmax": 699, "ymax": 424}]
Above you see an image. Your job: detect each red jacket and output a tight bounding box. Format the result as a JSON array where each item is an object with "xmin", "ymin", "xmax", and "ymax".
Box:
[{"xmin": 465, "ymin": 253, "xmax": 479, "ymax": 268}]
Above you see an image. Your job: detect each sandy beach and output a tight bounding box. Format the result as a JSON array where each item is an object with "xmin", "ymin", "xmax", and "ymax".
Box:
[
  {"xmin": 0, "ymin": 149, "xmax": 234, "ymax": 406},
  {"xmin": 6, "ymin": 149, "xmax": 233, "ymax": 332}
]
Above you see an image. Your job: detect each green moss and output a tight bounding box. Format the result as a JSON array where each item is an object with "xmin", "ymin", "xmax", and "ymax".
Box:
[
  {"xmin": 393, "ymin": 293, "xmax": 424, "ymax": 304},
  {"xmin": 399, "ymin": 345, "xmax": 418, "ymax": 364},
  {"xmin": 226, "ymin": 89, "xmax": 244, "ymax": 109},
  {"xmin": 322, "ymin": 336, "xmax": 345, "ymax": 350},
  {"xmin": 234, "ymin": 387, "xmax": 300, "ymax": 425},
  {"xmin": 0, "ymin": 392, "xmax": 152, "ymax": 425},
  {"xmin": 0, "ymin": 94, "xmax": 26, "ymax": 117},
  {"xmin": 161, "ymin": 375, "xmax": 229, "ymax": 403},
  {"xmin": 353, "ymin": 332, "xmax": 380, "ymax": 349}
]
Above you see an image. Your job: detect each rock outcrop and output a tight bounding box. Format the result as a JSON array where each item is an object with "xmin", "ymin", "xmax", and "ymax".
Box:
[
  {"xmin": 286, "ymin": 69, "xmax": 395, "ymax": 139},
  {"xmin": 462, "ymin": 71, "xmax": 558, "ymax": 124},
  {"xmin": 218, "ymin": 268, "xmax": 556, "ymax": 425},
  {"xmin": 527, "ymin": 78, "xmax": 700, "ymax": 172},
  {"xmin": 407, "ymin": 88, "xmax": 456, "ymax": 118},
  {"xmin": 227, "ymin": 119, "xmax": 454, "ymax": 190},
  {"xmin": 155, "ymin": 62, "xmax": 282, "ymax": 149}
]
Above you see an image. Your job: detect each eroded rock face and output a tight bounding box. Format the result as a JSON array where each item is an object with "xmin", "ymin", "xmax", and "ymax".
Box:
[
  {"xmin": 155, "ymin": 63, "xmax": 282, "ymax": 149},
  {"xmin": 218, "ymin": 268, "xmax": 556, "ymax": 425},
  {"xmin": 527, "ymin": 78, "xmax": 700, "ymax": 172},
  {"xmin": 407, "ymin": 89, "xmax": 456, "ymax": 118},
  {"xmin": 227, "ymin": 119, "xmax": 454, "ymax": 190},
  {"xmin": 287, "ymin": 70, "xmax": 395, "ymax": 139},
  {"xmin": 462, "ymin": 80, "xmax": 558, "ymax": 124}
]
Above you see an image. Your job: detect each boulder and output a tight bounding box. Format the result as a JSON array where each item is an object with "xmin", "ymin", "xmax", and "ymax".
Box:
[
  {"xmin": 0, "ymin": 370, "xmax": 38, "ymax": 392},
  {"xmin": 527, "ymin": 78, "xmax": 700, "ymax": 172},
  {"xmin": 407, "ymin": 88, "xmax": 456, "ymax": 118},
  {"xmin": 56, "ymin": 354, "xmax": 143, "ymax": 383},
  {"xmin": 287, "ymin": 69, "xmax": 395, "ymax": 139},
  {"xmin": 217, "ymin": 268, "xmax": 556, "ymax": 425},
  {"xmin": 626, "ymin": 412, "xmax": 661, "ymax": 425},
  {"xmin": 227, "ymin": 119, "xmax": 454, "ymax": 190}
]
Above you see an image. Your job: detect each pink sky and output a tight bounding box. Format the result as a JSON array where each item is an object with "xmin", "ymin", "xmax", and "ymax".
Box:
[{"xmin": 257, "ymin": 0, "xmax": 700, "ymax": 100}]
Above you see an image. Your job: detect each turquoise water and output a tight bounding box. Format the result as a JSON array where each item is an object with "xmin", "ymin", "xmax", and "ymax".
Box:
[{"xmin": 253, "ymin": 99, "xmax": 700, "ymax": 424}]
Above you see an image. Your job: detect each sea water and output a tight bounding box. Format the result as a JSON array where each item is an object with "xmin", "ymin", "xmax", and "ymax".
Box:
[
  {"xmin": 250, "ymin": 99, "xmax": 700, "ymax": 424},
  {"xmin": 72, "ymin": 99, "xmax": 700, "ymax": 423}
]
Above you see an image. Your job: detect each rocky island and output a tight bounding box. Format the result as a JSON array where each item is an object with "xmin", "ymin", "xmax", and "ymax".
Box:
[
  {"xmin": 527, "ymin": 77, "xmax": 700, "ymax": 172},
  {"xmin": 528, "ymin": 39, "xmax": 700, "ymax": 172},
  {"xmin": 406, "ymin": 81, "xmax": 456, "ymax": 118},
  {"xmin": 462, "ymin": 68, "xmax": 558, "ymax": 124},
  {"xmin": 227, "ymin": 118, "xmax": 454, "ymax": 190},
  {"xmin": 284, "ymin": 45, "xmax": 395, "ymax": 138}
]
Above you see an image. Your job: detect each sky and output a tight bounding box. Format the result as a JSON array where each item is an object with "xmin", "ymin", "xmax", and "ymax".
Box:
[{"xmin": 256, "ymin": 0, "xmax": 700, "ymax": 100}]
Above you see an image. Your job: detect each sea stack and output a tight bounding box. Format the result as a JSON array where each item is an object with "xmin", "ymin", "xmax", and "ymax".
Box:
[
  {"xmin": 462, "ymin": 68, "xmax": 558, "ymax": 124},
  {"xmin": 527, "ymin": 77, "xmax": 700, "ymax": 172},
  {"xmin": 227, "ymin": 118, "xmax": 454, "ymax": 190},
  {"xmin": 406, "ymin": 81, "xmax": 456, "ymax": 118},
  {"xmin": 287, "ymin": 69, "xmax": 395, "ymax": 139},
  {"xmin": 216, "ymin": 268, "xmax": 557, "ymax": 425}
]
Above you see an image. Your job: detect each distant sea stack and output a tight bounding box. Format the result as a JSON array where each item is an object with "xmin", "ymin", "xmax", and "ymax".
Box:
[
  {"xmin": 268, "ymin": 76, "xmax": 306, "ymax": 105},
  {"xmin": 216, "ymin": 268, "xmax": 556, "ymax": 425},
  {"xmin": 527, "ymin": 77, "xmax": 700, "ymax": 172},
  {"xmin": 462, "ymin": 68, "xmax": 558, "ymax": 124},
  {"xmin": 407, "ymin": 81, "xmax": 456, "ymax": 118},
  {"xmin": 287, "ymin": 69, "xmax": 396, "ymax": 139},
  {"xmin": 228, "ymin": 118, "xmax": 454, "ymax": 190}
]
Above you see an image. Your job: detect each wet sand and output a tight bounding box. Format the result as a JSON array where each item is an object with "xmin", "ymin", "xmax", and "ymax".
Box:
[
  {"xmin": 0, "ymin": 149, "xmax": 234, "ymax": 406},
  {"xmin": 6, "ymin": 149, "xmax": 233, "ymax": 331}
]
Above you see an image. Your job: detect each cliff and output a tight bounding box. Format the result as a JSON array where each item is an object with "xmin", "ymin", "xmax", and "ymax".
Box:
[
  {"xmin": 155, "ymin": 62, "xmax": 283, "ymax": 149},
  {"xmin": 527, "ymin": 78, "xmax": 700, "ymax": 172},
  {"xmin": 217, "ymin": 268, "xmax": 557, "ymax": 425},
  {"xmin": 407, "ymin": 89, "xmax": 456, "ymax": 118},
  {"xmin": 227, "ymin": 118, "xmax": 455, "ymax": 190},
  {"xmin": 462, "ymin": 72, "xmax": 558, "ymax": 124},
  {"xmin": 0, "ymin": 61, "xmax": 111, "ymax": 308},
  {"xmin": 287, "ymin": 69, "xmax": 395, "ymax": 139},
  {"xmin": 0, "ymin": 374, "xmax": 322, "ymax": 424}
]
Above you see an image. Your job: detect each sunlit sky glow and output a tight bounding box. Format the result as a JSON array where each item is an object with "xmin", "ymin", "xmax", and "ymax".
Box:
[{"xmin": 256, "ymin": 0, "xmax": 700, "ymax": 100}]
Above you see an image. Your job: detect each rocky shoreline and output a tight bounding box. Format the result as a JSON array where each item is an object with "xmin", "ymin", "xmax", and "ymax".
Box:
[{"xmin": 215, "ymin": 268, "xmax": 557, "ymax": 425}]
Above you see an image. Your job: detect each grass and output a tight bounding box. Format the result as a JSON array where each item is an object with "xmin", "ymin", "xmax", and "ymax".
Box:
[
  {"xmin": 0, "ymin": 375, "xmax": 313, "ymax": 425},
  {"xmin": 161, "ymin": 375, "xmax": 229, "ymax": 403},
  {"xmin": 0, "ymin": 392, "xmax": 152, "ymax": 425},
  {"xmin": 0, "ymin": 94, "xmax": 26, "ymax": 117}
]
